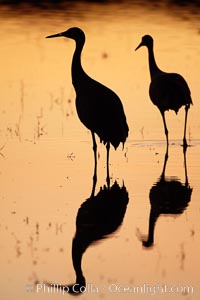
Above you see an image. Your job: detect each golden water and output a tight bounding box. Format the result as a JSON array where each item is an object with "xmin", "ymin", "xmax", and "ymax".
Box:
[{"xmin": 1, "ymin": 2, "xmax": 200, "ymax": 300}]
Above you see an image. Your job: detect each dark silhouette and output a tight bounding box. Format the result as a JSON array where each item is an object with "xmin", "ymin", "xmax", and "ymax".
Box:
[
  {"xmin": 69, "ymin": 179, "xmax": 128, "ymax": 294},
  {"xmin": 139, "ymin": 148, "xmax": 192, "ymax": 248},
  {"xmin": 135, "ymin": 35, "xmax": 193, "ymax": 150},
  {"xmin": 45, "ymin": 174, "xmax": 128, "ymax": 295},
  {"xmin": 46, "ymin": 27, "xmax": 129, "ymax": 183}
]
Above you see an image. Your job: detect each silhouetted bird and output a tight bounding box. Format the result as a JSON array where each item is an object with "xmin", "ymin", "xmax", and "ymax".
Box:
[
  {"xmin": 69, "ymin": 180, "xmax": 128, "ymax": 293},
  {"xmin": 46, "ymin": 27, "xmax": 129, "ymax": 181},
  {"xmin": 138, "ymin": 148, "xmax": 192, "ymax": 248},
  {"xmin": 45, "ymin": 176, "xmax": 128, "ymax": 295},
  {"xmin": 135, "ymin": 35, "xmax": 192, "ymax": 149}
]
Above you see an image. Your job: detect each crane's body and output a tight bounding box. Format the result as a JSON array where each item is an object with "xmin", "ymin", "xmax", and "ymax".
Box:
[
  {"xmin": 149, "ymin": 72, "xmax": 192, "ymax": 114},
  {"xmin": 46, "ymin": 27, "xmax": 128, "ymax": 181},
  {"xmin": 135, "ymin": 35, "xmax": 192, "ymax": 149},
  {"xmin": 75, "ymin": 78, "xmax": 128, "ymax": 149}
]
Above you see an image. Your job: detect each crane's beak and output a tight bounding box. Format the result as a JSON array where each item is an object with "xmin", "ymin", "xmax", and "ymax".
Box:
[
  {"xmin": 46, "ymin": 32, "xmax": 63, "ymax": 38},
  {"xmin": 135, "ymin": 41, "xmax": 143, "ymax": 51}
]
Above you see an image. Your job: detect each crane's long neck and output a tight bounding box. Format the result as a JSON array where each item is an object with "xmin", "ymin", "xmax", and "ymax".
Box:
[
  {"xmin": 147, "ymin": 45, "xmax": 162, "ymax": 80},
  {"xmin": 72, "ymin": 39, "xmax": 87, "ymax": 91}
]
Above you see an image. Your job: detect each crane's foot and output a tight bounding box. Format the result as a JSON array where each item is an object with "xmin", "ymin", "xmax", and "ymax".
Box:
[{"xmin": 182, "ymin": 138, "xmax": 189, "ymax": 154}]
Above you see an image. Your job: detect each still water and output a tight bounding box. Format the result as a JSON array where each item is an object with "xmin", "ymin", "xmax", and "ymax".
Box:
[{"xmin": 1, "ymin": 1, "xmax": 200, "ymax": 300}]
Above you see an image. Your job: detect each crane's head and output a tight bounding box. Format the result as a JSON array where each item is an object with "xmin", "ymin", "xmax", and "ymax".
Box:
[
  {"xmin": 46, "ymin": 27, "xmax": 85, "ymax": 42},
  {"xmin": 135, "ymin": 35, "xmax": 153, "ymax": 51}
]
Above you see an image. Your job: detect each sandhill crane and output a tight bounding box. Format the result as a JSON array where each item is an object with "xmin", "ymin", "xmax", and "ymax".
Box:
[
  {"xmin": 135, "ymin": 35, "xmax": 192, "ymax": 150},
  {"xmin": 46, "ymin": 27, "xmax": 128, "ymax": 182}
]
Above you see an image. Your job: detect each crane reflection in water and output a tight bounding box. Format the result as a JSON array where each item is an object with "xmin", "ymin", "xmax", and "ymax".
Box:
[
  {"xmin": 138, "ymin": 148, "xmax": 192, "ymax": 248},
  {"xmin": 45, "ymin": 164, "xmax": 129, "ymax": 295}
]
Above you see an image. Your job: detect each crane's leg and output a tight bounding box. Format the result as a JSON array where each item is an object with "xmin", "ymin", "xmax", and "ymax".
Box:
[
  {"xmin": 161, "ymin": 145, "xmax": 169, "ymax": 181},
  {"xmin": 183, "ymin": 105, "xmax": 189, "ymax": 150},
  {"xmin": 91, "ymin": 132, "xmax": 97, "ymax": 185},
  {"xmin": 161, "ymin": 111, "xmax": 169, "ymax": 146},
  {"xmin": 106, "ymin": 142, "xmax": 110, "ymax": 188},
  {"xmin": 90, "ymin": 170, "xmax": 97, "ymax": 198},
  {"xmin": 183, "ymin": 145, "xmax": 189, "ymax": 187}
]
